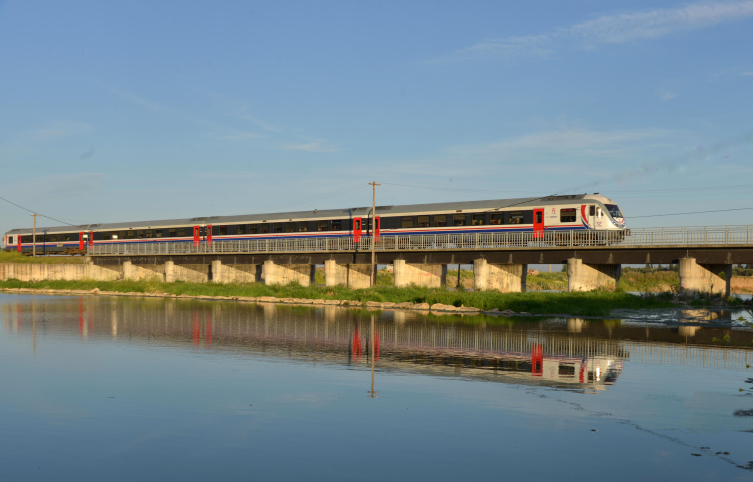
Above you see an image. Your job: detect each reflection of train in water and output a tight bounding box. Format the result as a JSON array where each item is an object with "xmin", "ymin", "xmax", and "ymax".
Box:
[
  {"xmin": 2, "ymin": 194, "xmax": 625, "ymax": 254},
  {"xmin": 3, "ymin": 295, "xmax": 623, "ymax": 391}
]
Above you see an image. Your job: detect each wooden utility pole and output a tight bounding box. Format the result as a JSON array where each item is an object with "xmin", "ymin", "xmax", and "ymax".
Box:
[
  {"xmin": 369, "ymin": 182, "xmax": 380, "ymax": 287},
  {"xmin": 368, "ymin": 314, "xmax": 377, "ymax": 398},
  {"xmin": 31, "ymin": 213, "xmax": 39, "ymax": 257}
]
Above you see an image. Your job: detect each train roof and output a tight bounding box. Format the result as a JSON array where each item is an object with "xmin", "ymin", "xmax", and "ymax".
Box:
[{"xmin": 4, "ymin": 194, "xmax": 592, "ymax": 234}]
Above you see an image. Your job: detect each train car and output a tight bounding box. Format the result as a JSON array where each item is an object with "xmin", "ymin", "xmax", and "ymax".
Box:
[{"xmin": 2, "ymin": 193, "xmax": 625, "ymax": 254}]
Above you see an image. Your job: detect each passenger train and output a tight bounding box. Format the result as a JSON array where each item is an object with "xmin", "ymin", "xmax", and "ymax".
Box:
[{"xmin": 2, "ymin": 193, "xmax": 625, "ymax": 254}]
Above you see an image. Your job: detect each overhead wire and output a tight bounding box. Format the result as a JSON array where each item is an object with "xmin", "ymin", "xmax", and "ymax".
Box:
[
  {"xmin": 630, "ymin": 207, "xmax": 753, "ymax": 219},
  {"xmin": 0, "ymin": 194, "xmax": 79, "ymax": 227}
]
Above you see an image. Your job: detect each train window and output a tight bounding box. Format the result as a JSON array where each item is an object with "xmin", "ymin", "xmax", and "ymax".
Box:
[
  {"xmin": 402, "ymin": 217, "xmax": 414, "ymax": 228},
  {"xmin": 298, "ymin": 223, "xmax": 308, "ymax": 232},
  {"xmin": 286, "ymin": 222, "xmax": 295, "ymax": 233},
  {"xmin": 102, "ymin": 233, "xmax": 111, "ymax": 240},
  {"xmin": 237, "ymin": 225, "xmax": 246, "ymax": 235},
  {"xmin": 155, "ymin": 229, "xmax": 163, "ymax": 238},
  {"xmin": 560, "ymin": 208, "xmax": 576, "ymax": 223},
  {"xmin": 22, "ymin": 236, "xmax": 31, "ymax": 243},
  {"xmin": 36, "ymin": 235, "xmax": 43, "ymax": 242},
  {"xmin": 111, "ymin": 232, "xmax": 119, "ymax": 239},
  {"xmin": 249, "ymin": 225, "xmax": 258, "ymax": 234},
  {"xmin": 417, "ymin": 216, "xmax": 430, "ymax": 227},
  {"xmin": 50, "ymin": 234, "xmax": 57, "ymax": 242},
  {"xmin": 137, "ymin": 230, "xmax": 144, "ymax": 239},
  {"xmin": 597, "ymin": 208, "xmax": 603, "ymax": 219},
  {"xmin": 589, "ymin": 205, "xmax": 595, "ymax": 216},
  {"xmin": 128, "ymin": 231, "xmax": 135, "ymax": 238},
  {"xmin": 318, "ymin": 221, "xmax": 328, "ymax": 231},
  {"xmin": 178, "ymin": 228, "xmax": 186, "ymax": 237},
  {"xmin": 168, "ymin": 229, "xmax": 176, "ymax": 237},
  {"xmin": 218, "ymin": 226, "xmax": 227, "ymax": 236},
  {"xmin": 260, "ymin": 224, "xmax": 269, "ymax": 234},
  {"xmin": 145, "ymin": 230, "xmax": 153, "ymax": 238},
  {"xmin": 605, "ymin": 204, "xmax": 623, "ymax": 218},
  {"xmin": 472, "ymin": 214, "xmax": 484, "ymax": 226},
  {"xmin": 508, "ymin": 212, "xmax": 524, "ymax": 224},
  {"xmin": 453, "ymin": 214, "xmax": 465, "ymax": 226},
  {"xmin": 8, "ymin": 236, "xmax": 13, "ymax": 244},
  {"xmin": 490, "ymin": 213, "xmax": 504, "ymax": 225},
  {"xmin": 434, "ymin": 214, "xmax": 447, "ymax": 227},
  {"xmin": 272, "ymin": 223, "xmax": 282, "ymax": 233},
  {"xmin": 536, "ymin": 212, "xmax": 542, "ymax": 223},
  {"xmin": 331, "ymin": 220, "xmax": 342, "ymax": 231}
]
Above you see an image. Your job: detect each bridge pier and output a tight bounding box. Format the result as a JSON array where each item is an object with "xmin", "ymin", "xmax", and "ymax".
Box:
[
  {"xmin": 679, "ymin": 258, "xmax": 731, "ymax": 297},
  {"xmin": 393, "ymin": 260, "xmax": 446, "ymax": 288},
  {"xmin": 324, "ymin": 260, "xmax": 371, "ymax": 288},
  {"xmin": 567, "ymin": 258, "xmax": 621, "ymax": 291},
  {"xmin": 473, "ymin": 259, "xmax": 527, "ymax": 292},
  {"xmin": 262, "ymin": 260, "xmax": 315, "ymax": 286}
]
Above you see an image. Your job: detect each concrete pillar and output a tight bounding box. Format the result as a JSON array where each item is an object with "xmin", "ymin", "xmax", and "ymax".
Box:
[
  {"xmin": 473, "ymin": 259, "xmax": 527, "ymax": 292},
  {"xmin": 679, "ymin": 258, "xmax": 731, "ymax": 297},
  {"xmin": 263, "ymin": 260, "xmax": 314, "ymax": 286},
  {"xmin": 393, "ymin": 260, "xmax": 444, "ymax": 288},
  {"xmin": 324, "ymin": 260, "xmax": 371, "ymax": 288},
  {"xmin": 123, "ymin": 261, "xmax": 137, "ymax": 281},
  {"xmin": 164, "ymin": 261, "xmax": 175, "ymax": 283},
  {"xmin": 211, "ymin": 260, "xmax": 223, "ymax": 283},
  {"xmin": 567, "ymin": 258, "xmax": 621, "ymax": 291}
]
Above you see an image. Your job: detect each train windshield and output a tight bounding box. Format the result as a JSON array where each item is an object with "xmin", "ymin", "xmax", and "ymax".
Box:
[{"xmin": 605, "ymin": 204, "xmax": 623, "ymax": 218}]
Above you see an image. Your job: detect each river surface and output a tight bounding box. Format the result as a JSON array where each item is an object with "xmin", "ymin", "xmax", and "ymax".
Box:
[{"xmin": 3, "ymin": 293, "xmax": 753, "ymax": 481}]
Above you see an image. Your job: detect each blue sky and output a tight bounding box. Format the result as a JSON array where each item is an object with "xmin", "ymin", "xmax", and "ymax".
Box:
[{"xmin": 1, "ymin": 0, "xmax": 752, "ymax": 235}]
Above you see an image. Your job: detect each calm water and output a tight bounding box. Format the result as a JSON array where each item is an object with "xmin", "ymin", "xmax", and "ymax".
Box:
[{"xmin": 3, "ymin": 294, "xmax": 753, "ymax": 481}]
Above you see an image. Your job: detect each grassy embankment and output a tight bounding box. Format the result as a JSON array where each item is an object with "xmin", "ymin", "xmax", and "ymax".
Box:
[
  {"xmin": 0, "ymin": 251, "xmax": 84, "ymax": 264},
  {"xmin": 0, "ymin": 277, "xmax": 675, "ymax": 316},
  {"xmin": 525, "ymin": 267, "xmax": 683, "ymax": 292}
]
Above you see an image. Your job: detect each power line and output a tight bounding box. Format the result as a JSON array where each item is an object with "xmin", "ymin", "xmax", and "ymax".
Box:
[
  {"xmin": 0, "ymin": 194, "xmax": 78, "ymax": 227},
  {"xmin": 631, "ymin": 207, "xmax": 753, "ymax": 219}
]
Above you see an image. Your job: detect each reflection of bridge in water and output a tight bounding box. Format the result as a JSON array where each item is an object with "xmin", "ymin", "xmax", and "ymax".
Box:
[{"xmin": 3, "ymin": 296, "xmax": 753, "ymax": 391}]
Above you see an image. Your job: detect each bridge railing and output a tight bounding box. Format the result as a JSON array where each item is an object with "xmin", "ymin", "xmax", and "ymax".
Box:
[{"xmin": 89, "ymin": 225, "xmax": 753, "ymax": 256}]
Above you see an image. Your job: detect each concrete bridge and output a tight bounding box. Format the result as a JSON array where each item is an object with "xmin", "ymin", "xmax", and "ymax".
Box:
[{"xmin": 81, "ymin": 225, "xmax": 753, "ymax": 295}]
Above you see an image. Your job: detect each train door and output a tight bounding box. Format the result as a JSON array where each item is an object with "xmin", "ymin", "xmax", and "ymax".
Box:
[
  {"xmin": 88, "ymin": 231, "xmax": 93, "ymax": 247},
  {"xmin": 17, "ymin": 235, "xmax": 21, "ymax": 252},
  {"xmin": 533, "ymin": 208, "xmax": 544, "ymax": 239},
  {"xmin": 193, "ymin": 226, "xmax": 200, "ymax": 247},
  {"xmin": 353, "ymin": 217, "xmax": 362, "ymax": 242},
  {"xmin": 374, "ymin": 216, "xmax": 381, "ymax": 242},
  {"xmin": 79, "ymin": 232, "xmax": 85, "ymax": 250},
  {"xmin": 206, "ymin": 225, "xmax": 213, "ymax": 246}
]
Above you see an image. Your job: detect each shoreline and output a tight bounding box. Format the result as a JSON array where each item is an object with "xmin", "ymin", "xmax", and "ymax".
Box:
[{"xmin": 0, "ymin": 286, "xmax": 521, "ymax": 317}]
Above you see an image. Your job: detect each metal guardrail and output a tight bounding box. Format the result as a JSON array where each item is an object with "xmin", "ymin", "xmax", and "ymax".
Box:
[{"xmin": 89, "ymin": 225, "xmax": 753, "ymax": 256}]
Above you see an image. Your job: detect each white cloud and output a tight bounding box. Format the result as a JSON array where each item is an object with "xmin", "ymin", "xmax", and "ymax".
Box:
[
  {"xmin": 8, "ymin": 173, "xmax": 107, "ymax": 200},
  {"xmin": 428, "ymin": 1, "xmax": 753, "ymax": 63},
  {"xmin": 447, "ymin": 127, "xmax": 671, "ymax": 159},
  {"xmin": 567, "ymin": 1, "xmax": 753, "ymax": 44},
  {"xmin": 283, "ymin": 142, "xmax": 340, "ymax": 153},
  {"xmin": 742, "ymin": 71, "xmax": 753, "ymax": 76},
  {"xmin": 201, "ymin": 130, "xmax": 264, "ymax": 141},
  {"xmin": 8, "ymin": 120, "xmax": 94, "ymax": 144},
  {"xmin": 660, "ymin": 91, "xmax": 679, "ymax": 100}
]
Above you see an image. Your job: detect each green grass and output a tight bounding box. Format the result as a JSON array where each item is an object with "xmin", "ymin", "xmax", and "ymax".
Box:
[
  {"xmin": 0, "ymin": 251, "xmax": 85, "ymax": 264},
  {"xmin": 527, "ymin": 272, "xmax": 568, "ymax": 291},
  {"xmin": 619, "ymin": 267, "xmax": 680, "ymax": 292},
  {"xmin": 0, "ymin": 278, "xmax": 676, "ymax": 316}
]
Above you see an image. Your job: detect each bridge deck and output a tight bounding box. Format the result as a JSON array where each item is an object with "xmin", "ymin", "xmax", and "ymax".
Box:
[{"xmin": 89, "ymin": 226, "xmax": 753, "ymax": 265}]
